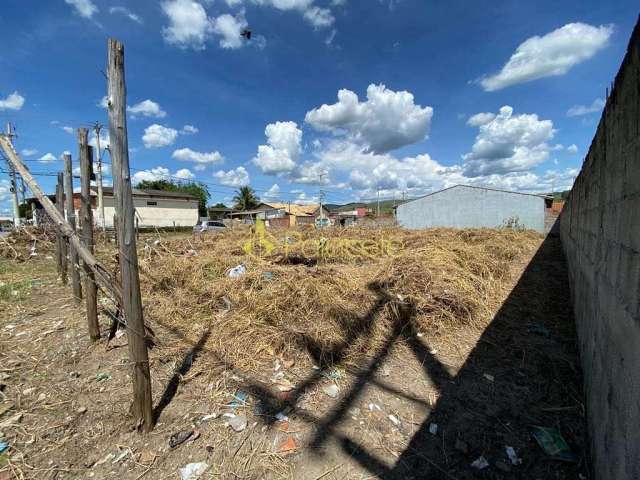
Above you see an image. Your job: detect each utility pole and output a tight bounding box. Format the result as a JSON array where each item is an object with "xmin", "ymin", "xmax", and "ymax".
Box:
[
  {"xmin": 108, "ymin": 37, "xmax": 153, "ymax": 432},
  {"xmin": 93, "ymin": 122, "xmax": 106, "ymax": 232},
  {"xmin": 5, "ymin": 123, "xmax": 21, "ymax": 227},
  {"xmin": 376, "ymin": 187, "xmax": 381, "ymax": 217}
]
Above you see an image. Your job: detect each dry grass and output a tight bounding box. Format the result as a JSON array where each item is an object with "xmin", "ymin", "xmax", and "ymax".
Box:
[
  {"xmin": 137, "ymin": 226, "xmax": 542, "ymax": 374},
  {"xmin": 0, "ymin": 227, "xmax": 56, "ymax": 262},
  {"xmin": 2, "ymin": 224, "xmax": 542, "ymax": 372}
]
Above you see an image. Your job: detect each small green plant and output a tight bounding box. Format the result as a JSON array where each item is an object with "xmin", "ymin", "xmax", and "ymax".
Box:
[{"xmin": 0, "ymin": 279, "xmax": 31, "ymax": 302}]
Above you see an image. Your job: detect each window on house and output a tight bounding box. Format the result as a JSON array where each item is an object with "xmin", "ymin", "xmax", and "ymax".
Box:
[{"xmin": 147, "ymin": 201, "xmax": 157, "ymax": 206}]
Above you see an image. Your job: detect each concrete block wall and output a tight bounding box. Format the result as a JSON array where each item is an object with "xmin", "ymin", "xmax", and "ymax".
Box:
[{"xmin": 560, "ymin": 16, "xmax": 640, "ymax": 480}]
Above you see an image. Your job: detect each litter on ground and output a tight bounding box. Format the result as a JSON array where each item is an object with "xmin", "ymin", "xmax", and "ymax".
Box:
[
  {"xmin": 179, "ymin": 462, "xmax": 209, "ymax": 480},
  {"xmin": 532, "ymin": 426, "xmax": 577, "ymax": 462},
  {"xmin": 471, "ymin": 456, "xmax": 490, "ymax": 469}
]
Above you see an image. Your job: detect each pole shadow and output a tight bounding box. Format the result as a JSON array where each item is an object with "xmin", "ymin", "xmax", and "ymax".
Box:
[
  {"xmin": 153, "ymin": 327, "xmax": 212, "ymax": 423},
  {"xmin": 148, "ymin": 231, "xmax": 587, "ymax": 479},
  {"xmin": 344, "ymin": 233, "xmax": 589, "ymax": 479}
]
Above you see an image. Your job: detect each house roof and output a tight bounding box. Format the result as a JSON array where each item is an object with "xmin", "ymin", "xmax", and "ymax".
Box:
[
  {"xmin": 396, "ymin": 184, "xmax": 552, "ymax": 209},
  {"xmin": 92, "ymin": 186, "xmax": 198, "ymax": 200},
  {"xmin": 260, "ymin": 202, "xmax": 324, "ymax": 217}
]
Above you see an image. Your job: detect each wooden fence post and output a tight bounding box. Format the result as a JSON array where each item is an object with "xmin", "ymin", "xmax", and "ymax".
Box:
[
  {"xmin": 55, "ymin": 173, "xmax": 68, "ymax": 284},
  {"xmin": 79, "ymin": 129, "xmax": 100, "ymax": 341},
  {"xmin": 64, "ymin": 153, "xmax": 82, "ymax": 302},
  {"xmin": 0, "ymin": 135, "xmax": 124, "ymax": 306},
  {"xmin": 108, "ymin": 37, "xmax": 153, "ymax": 431}
]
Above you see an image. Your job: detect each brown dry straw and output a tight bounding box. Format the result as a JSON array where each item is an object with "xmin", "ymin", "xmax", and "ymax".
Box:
[{"xmin": 137, "ymin": 226, "xmax": 542, "ymax": 374}]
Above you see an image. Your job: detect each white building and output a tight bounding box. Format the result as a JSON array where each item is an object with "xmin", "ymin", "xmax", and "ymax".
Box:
[
  {"xmin": 28, "ymin": 187, "xmax": 200, "ymax": 228},
  {"xmin": 395, "ymin": 185, "xmax": 549, "ymax": 232},
  {"xmin": 88, "ymin": 187, "xmax": 200, "ymax": 228}
]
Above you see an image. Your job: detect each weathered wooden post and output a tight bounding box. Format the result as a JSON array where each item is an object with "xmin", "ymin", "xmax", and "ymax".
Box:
[
  {"xmin": 0, "ymin": 134, "xmax": 125, "ymax": 305},
  {"xmin": 55, "ymin": 173, "xmax": 68, "ymax": 284},
  {"xmin": 64, "ymin": 153, "xmax": 82, "ymax": 302},
  {"xmin": 78, "ymin": 129, "xmax": 100, "ymax": 341},
  {"xmin": 107, "ymin": 37, "xmax": 154, "ymax": 431}
]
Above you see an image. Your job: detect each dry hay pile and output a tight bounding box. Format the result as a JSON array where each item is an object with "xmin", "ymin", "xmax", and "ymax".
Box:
[
  {"xmin": 139, "ymin": 226, "xmax": 542, "ymax": 373},
  {"xmin": 0, "ymin": 227, "xmax": 56, "ymax": 261}
]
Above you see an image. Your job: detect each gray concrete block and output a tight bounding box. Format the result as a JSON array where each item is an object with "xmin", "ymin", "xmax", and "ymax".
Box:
[{"xmin": 560, "ymin": 16, "xmax": 640, "ymax": 480}]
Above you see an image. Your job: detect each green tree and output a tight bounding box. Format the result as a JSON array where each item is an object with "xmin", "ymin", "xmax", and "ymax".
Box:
[
  {"xmin": 136, "ymin": 179, "xmax": 210, "ymax": 217},
  {"xmin": 211, "ymin": 202, "xmax": 227, "ymax": 209},
  {"xmin": 232, "ymin": 186, "xmax": 259, "ymax": 210}
]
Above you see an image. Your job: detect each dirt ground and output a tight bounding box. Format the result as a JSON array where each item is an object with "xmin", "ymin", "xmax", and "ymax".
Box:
[{"xmin": 0, "ymin": 232, "xmax": 589, "ymax": 479}]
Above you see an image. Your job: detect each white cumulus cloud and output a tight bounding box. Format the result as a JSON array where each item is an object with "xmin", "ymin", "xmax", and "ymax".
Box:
[
  {"xmin": 567, "ymin": 144, "xmax": 578, "ymax": 154},
  {"xmin": 261, "ymin": 183, "xmax": 281, "ymax": 201},
  {"xmin": 128, "ymin": 100, "xmax": 167, "ymax": 118},
  {"xmin": 480, "ymin": 23, "xmax": 613, "ymax": 91},
  {"xmin": 132, "ymin": 166, "xmax": 197, "ymax": 185},
  {"xmin": 467, "ymin": 112, "xmax": 496, "ymax": 127},
  {"xmin": 181, "ymin": 125, "xmax": 199, "ymax": 135},
  {"xmin": 21, "ymin": 149, "xmax": 38, "ymax": 157},
  {"xmin": 143, "ymin": 124, "xmax": 178, "ymax": 148},
  {"xmin": 303, "ymin": 6, "xmax": 334, "ymax": 29},
  {"xmin": 109, "ymin": 6, "xmax": 143, "ymax": 23},
  {"xmin": 294, "ymin": 192, "xmax": 319, "ymax": 205},
  {"xmin": 0, "ymin": 92, "xmax": 25, "ymax": 111},
  {"xmin": 214, "ymin": 166, "xmax": 250, "ymax": 187},
  {"xmin": 211, "ymin": 12, "xmax": 248, "ymax": 49},
  {"xmin": 175, "ymin": 168, "xmax": 195, "ymax": 180},
  {"xmin": 226, "ymin": 0, "xmax": 334, "ymax": 29},
  {"xmin": 172, "ymin": 147, "xmax": 224, "ymax": 165},
  {"xmin": 132, "ymin": 167, "xmax": 172, "ymax": 185},
  {"xmin": 462, "ymin": 106, "xmax": 555, "ymax": 177},
  {"xmin": 252, "ymin": 121, "xmax": 302, "ymax": 174},
  {"xmin": 65, "ymin": 0, "xmax": 98, "ymax": 19},
  {"xmin": 161, "ymin": 0, "xmax": 212, "ymax": 50},
  {"xmin": 255, "ymin": 0, "xmax": 314, "ymax": 9},
  {"xmin": 39, "ymin": 153, "xmax": 57, "ymax": 164},
  {"xmin": 305, "ymin": 84, "xmax": 433, "ymax": 153},
  {"xmin": 567, "ymin": 98, "xmax": 605, "ymax": 117}
]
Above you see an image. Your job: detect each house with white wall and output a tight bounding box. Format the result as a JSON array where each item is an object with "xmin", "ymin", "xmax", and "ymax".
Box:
[
  {"xmin": 27, "ymin": 187, "xmax": 200, "ymax": 228},
  {"xmin": 83, "ymin": 187, "xmax": 200, "ymax": 228}
]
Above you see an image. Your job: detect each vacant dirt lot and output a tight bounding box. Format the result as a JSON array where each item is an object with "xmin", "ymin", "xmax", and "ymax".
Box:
[{"xmin": 0, "ymin": 227, "xmax": 589, "ymax": 479}]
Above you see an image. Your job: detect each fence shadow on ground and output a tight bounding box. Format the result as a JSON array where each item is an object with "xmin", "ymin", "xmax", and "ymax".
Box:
[
  {"xmin": 152, "ymin": 233, "xmax": 588, "ymax": 479},
  {"xmin": 341, "ymin": 233, "xmax": 588, "ymax": 479},
  {"xmin": 153, "ymin": 327, "xmax": 212, "ymax": 423}
]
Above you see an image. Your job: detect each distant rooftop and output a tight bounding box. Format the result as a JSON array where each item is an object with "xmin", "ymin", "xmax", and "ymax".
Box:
[{"xmin": 260, "ymin": 202, "xmax": 323, "ymax": 217}]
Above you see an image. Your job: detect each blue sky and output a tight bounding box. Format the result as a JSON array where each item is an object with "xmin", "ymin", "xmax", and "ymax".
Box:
[{"xmin": 0, "ymin": 0, "xmax": 637, "ymax": 212}]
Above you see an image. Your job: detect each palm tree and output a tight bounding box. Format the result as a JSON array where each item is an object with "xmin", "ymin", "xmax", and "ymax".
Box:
[{"xmin": 233, "ymin": 186, "xmax": 259, "ymax": 210}]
